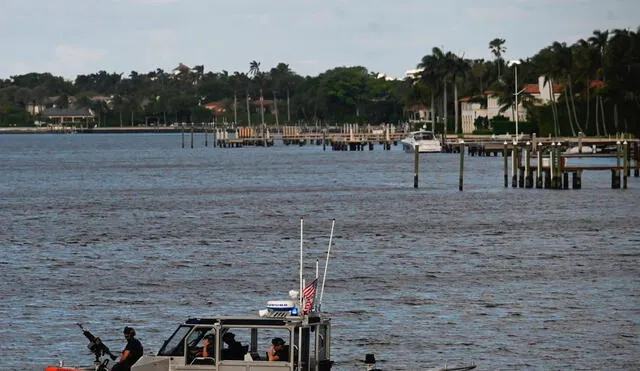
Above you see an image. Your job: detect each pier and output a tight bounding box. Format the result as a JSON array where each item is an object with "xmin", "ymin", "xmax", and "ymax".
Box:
[{"xmin": 488, "ymin": 138, "xmax": 639, "ymax": 190}]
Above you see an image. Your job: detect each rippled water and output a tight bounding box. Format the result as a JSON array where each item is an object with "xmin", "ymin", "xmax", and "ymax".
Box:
[{"xmin": 0, "ymin": 134, "xmax": 638, "ymax": 371}]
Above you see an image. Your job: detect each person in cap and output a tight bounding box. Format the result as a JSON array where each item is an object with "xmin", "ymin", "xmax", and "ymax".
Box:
[
  {"xmin": 268, "ymin": 337, "xmax": 289, "ymax": 362},
  {"xmin": 221, "ymin": 332, "xmax": 245, "ymax": 360},
  {"xmin": 362, "ymin": 353, "xmax": 382, "ymax": 371},
  {"xmin": 111, "ymin": 326, "xmax": 143, "ymax": 371}
]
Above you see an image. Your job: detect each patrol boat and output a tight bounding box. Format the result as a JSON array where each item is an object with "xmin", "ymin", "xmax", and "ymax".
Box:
[
  {"xmin": 130, "ymin": 299, "xmax": 333, "ymax": 371},
  {"xmin": 46, "ymin": 299, "xmax": 333, "ymax": 371}
]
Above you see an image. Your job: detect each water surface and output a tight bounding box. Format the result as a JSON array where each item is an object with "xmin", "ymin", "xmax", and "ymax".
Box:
[{"xmin": 0, "ymin": 134, "xmax": 638, "ymax": 370}]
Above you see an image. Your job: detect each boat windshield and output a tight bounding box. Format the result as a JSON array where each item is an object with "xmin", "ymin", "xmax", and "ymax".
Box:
[
  {"xmin": 415, "ymin": 132, "xmax": 434, "ymax": 140},
  {"xmin": 157, "ymin": 325, "xmax": 192, "ymax": 356}
]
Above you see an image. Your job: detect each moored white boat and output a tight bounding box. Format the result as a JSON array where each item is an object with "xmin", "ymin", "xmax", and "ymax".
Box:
[{"xmin": 401, "ymin": 129, "xmax": 442, "ymax": 153}]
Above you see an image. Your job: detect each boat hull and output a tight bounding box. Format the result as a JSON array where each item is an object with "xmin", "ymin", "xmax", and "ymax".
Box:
[{"xmin": 401, "ymin": 140, "xmax": 442, "ymax": 153}]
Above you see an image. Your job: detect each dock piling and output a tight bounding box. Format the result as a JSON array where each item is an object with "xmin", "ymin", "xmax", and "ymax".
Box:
[
  {"xmin": 634, "ymin": 142, "xmax": 639, "ymax": 177},
  {"xmin": 459, "ymin": 140, "xmax": 464, "ymax": 191},
  {"xmin": 623, "ymin": 141, "xmax": 628, "ymax": 189},
  {"xmin": 525, "ymin": 142, "xmax": 533, "ymax": 188},
  {"xmin": 503, "ymin": 141, "xmax": 508, "ymax": 188},
  {"xmin": 536, "ymin": 143, "xmax": 543, "ymax": 188},
  {"xmin": 512, "ymin": 143, "xmax": 518, "ymax": 188},
  {"xmin": 414, "ymin": 145, "xmax": 419, "ymax": 189}
]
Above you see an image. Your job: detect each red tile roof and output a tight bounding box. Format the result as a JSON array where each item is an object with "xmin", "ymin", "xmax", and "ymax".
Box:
[
  {"xmin": 524, "ymin": 84, "xmax": 539, "ymax": 94},
  {"xmin": 204, "ymin": 101, "xmax": 226, "ymax": 114}
]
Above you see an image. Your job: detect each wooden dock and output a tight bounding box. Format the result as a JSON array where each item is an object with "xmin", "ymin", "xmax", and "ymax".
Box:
[
  {"xmin": 497, "ymin": 139, "xmax": 639, "ymax": 189},
  {"xmin": 215, "ymin": 125, "xmax": 405, "ymax": 150}
]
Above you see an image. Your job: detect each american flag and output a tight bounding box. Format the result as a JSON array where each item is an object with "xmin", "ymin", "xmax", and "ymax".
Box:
[{"xmin": 302, "ymin": 278, "xmax": 318, "ymax": 314}]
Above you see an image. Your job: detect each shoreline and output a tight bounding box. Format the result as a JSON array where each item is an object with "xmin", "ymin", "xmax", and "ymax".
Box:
[{"xmin": 0, "ymin": 126, "xmax": 184, "ymax": 134}]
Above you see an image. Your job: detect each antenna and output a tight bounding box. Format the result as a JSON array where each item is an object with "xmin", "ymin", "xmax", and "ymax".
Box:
[{"xmin": 318, "ymin": 219, "xmax": 335, "ymax": 310}]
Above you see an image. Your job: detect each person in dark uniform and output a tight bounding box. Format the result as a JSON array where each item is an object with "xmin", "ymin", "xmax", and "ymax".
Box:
[
  {"xmin": 111, "ymin": 326, "xmax": 143, "ymax": 371},
  {"xmin": 221, "ymin": 332, "xmax": 245, "ymax": 360},
  {"xmin": 268, "ymin": 337, "xmax": 289, "ymax": 362}
]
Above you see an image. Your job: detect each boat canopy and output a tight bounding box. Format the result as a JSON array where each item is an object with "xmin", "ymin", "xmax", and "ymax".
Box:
[{"xmin": 140, "ymin": 313, "xmax": 332, "ymax": 371}]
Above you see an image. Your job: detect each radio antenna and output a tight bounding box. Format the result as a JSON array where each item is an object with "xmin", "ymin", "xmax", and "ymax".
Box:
[
  {"xmin": 299, "ymin": 217, "xmax": 304, "ymax": 308},
  {"xmin": 318, "ymin": 218, "xmax": 335, "ymax": 310}
]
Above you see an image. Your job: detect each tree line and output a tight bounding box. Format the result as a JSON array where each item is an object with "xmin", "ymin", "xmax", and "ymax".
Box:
[{"xmin": 0, "ymin": 27, "xmax": 638, "ymax": 137}]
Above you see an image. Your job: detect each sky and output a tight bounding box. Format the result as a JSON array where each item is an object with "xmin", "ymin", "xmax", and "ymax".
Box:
[{"xmin": 1, "ymin": 0, "xmax": 638, "ymax": 80}]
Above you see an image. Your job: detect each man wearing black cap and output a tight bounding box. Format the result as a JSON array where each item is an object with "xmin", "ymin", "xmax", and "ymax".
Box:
[
  {"xmin": 112, "ymin": 326, "xmax": 143, "ymax": 371},
  {"xmin": 221, "ymin": 332, "xmax": 245, "ymax": 360}
]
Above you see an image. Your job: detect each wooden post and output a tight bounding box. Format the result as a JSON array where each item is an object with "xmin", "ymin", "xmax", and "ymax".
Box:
[
  {"xmin": 204, "ymin": 125, "xmax": 208, "ymax": 147},
  {"xmin": 512, "ymin": 143, "xmax": 518, "ymax": 188},
  {"xmin": 525, "ymin": 143, "xmax": 532, "ymax": 188},
  {"xmin": 518, "ymin": 146, "xmax": 524, "ymax": 188},
  {"xmin": 550, "ymin": 143, "xmax": 556, "ymax": 189},
  {"xmin": 503, "ymin": 141, "xmax": 508, "ymax": 187},
  {"xmin": 612, "ymin": 169, "xmax": 621, "ymax": 189},
  {"xmin": 190, "ymin": 125, "xmax": 194, "ymax": 149},
  {"xmin": 322, "ymin": 130, "xmax": 326, "ymax": 151},
  {"xmin": 572, "ymin": 170, "xmax": 582, "ymax": 189},
  {"xmin": 459, "ymin": 140, "xmax": 465, "ymax": 191},
  {"xmin": 414, "ymin": 145, "xmax": 419, "ymax": 188},
  {"xmin": 635, "ymin": 141, "xmax": 639, "ymax": 177},
  {"xmin": 615, "ymin": 141, "xmax": 622, "ymax": 188},
  {"xmin": 558, "ymin": 144, "xmax": 565, "ymax": 189},
  {"xmin": 623, "ymin": 141, "xmax": 628, "ymax": 189},
  {"xmin": 578, "ymin": 135, "xmax": 582, "ymax": 153},
  {"xmin": 181, "ymin": 126, "xmax": 185, "ymax": 148},
  {"xmin": 544, "ymin": 168, "xmax": 551, "ymax": 189},
  {"xmin": 536, "ymin": 143, "xmax": 543, "ymax": 188}
]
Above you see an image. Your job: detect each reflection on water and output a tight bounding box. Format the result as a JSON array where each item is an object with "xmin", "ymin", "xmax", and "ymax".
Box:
[{"xmin": 0, "ymin": 134, "xmax": 638, "ymax": 370}]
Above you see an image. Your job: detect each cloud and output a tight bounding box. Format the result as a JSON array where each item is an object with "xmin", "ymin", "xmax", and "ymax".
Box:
[{"xmin": 53, "ymin": 45, "xmax": 106, "ymax": 73}]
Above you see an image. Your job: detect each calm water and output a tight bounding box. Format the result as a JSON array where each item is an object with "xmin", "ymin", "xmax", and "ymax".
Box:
[{"xmin": 0, "ymin": 134, "xmax": 638, "ymax": 371}]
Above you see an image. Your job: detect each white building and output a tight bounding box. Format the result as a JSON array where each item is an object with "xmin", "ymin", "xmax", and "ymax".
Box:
[{"xmin": 459, "ymin": 76, "xmax": 562, "ymax": 134}]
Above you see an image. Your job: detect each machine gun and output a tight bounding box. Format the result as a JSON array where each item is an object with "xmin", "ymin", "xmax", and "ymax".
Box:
[{"xmin": 77, "ymin": 323, "xmax": 117, "ymax": 369}]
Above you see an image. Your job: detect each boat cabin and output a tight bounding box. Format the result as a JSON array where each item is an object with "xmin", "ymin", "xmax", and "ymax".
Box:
[
  {"xmin": 132, "ymin": 312, "xmax": 332, "ymax": 371},
  {"xmin": 413, "ymin": 130, "xmax": 435, "ymax": 141}
]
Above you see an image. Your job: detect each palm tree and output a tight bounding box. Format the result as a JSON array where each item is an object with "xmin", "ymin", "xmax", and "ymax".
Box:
[
  {"xmin": 532, "ymin": 47, "xmax": 561, "ymax": 135},
  {"xmin": 489, "ymin": 38, "xmax": 507, "ymax": 78},
  {"xmin": 572, "ymin": 39, "xmax": 600, "ymax": 134},
  {"xmin": 470, "ymin": 59, "xmax": 487, "ymax": 95},
  {"xmin": 450, "ymin": 54, "xmax": 470, "ymax": 133},
  {"xmin": 247, "ymin": 61, "xmax": 262, "ymax": 127},
  {"xmin": 249, "ymin": 61, "xmax": 261, "ymax": 79},
  {"xmin": 603, "ymin": 28, "xmax": 639, "ymax": 134},
  {"xmin": 430, "ymin": 47, "xmax": 451, "ymax": 135},
  {"xmin": 417, "ymin": 52, "xmax": 443, "ymax": 132},
  {"xmin": 588, "ymin": 30, "xmax": 609, "ymax": 134}
]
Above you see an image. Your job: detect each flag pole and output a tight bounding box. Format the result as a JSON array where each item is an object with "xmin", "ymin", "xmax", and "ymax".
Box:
[
  {"xmin": 314, "ymin": 259, "xmax": 319, "ymax": 312},
  {"xmin": 318, "ymin": 218, "xmax": 335, "ymax": 311},
  {"xmin": 299, "ymin": 217, "xmax": 304, "ymax": 309}
]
